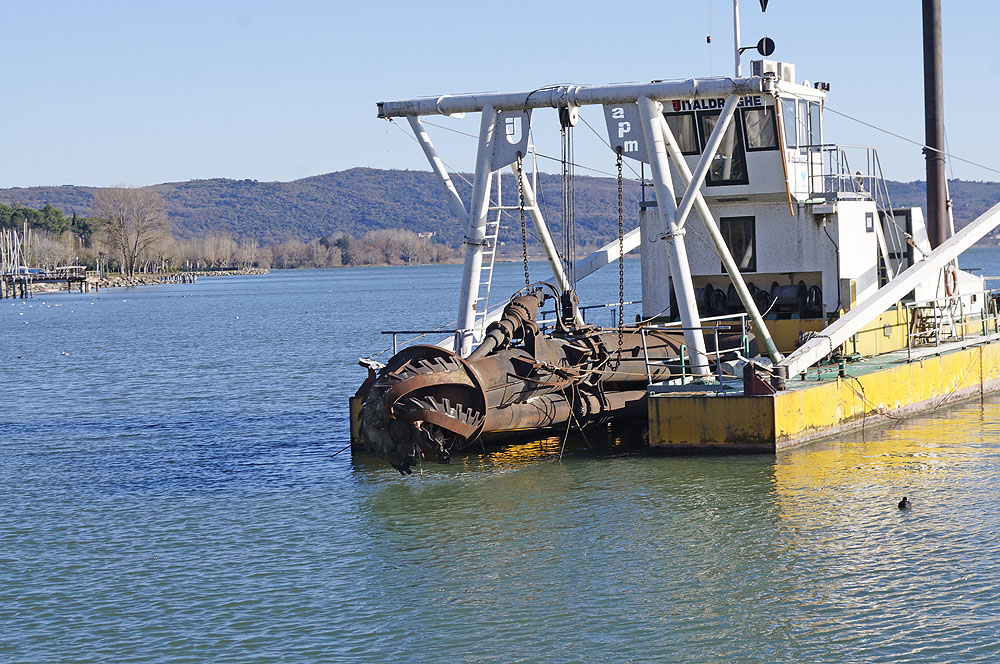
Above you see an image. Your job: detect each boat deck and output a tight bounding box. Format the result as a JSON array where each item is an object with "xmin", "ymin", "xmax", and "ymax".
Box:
[{"xmin": 647, "ymin": 331, "xmax": 1000, "ymax": 451}]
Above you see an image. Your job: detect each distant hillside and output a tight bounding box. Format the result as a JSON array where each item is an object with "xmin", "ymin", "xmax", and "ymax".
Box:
[{"xmin": 2, "ymin": 168, "xmax": 1000, "ymax": 246}]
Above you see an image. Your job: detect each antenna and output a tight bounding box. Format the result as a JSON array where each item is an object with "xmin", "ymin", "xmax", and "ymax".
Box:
[
  {"xmin": 735, "ymin": 0, "xmax": 773, "ymax": 76},
  {"xmin": 733, "ymin": 0, "xmax": 741, "ymax": 76}
]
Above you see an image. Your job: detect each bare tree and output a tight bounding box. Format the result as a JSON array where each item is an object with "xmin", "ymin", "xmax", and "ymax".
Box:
[
  {"xmin": 235, "ymin": 237, "xmax": 259, "ymax": 268},
  {"xmin": 202, "ymin": 231, "xmax": 237, "ymax": 267},
  {"xmin": 31, "ymin": 232, "xmax": 75, "ymax": 270},
  {"xmin": 93, "ymin": 187, "xmax": 170, "ymax": 277}
]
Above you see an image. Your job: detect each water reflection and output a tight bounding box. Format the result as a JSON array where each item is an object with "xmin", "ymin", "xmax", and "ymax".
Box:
[
  {"xmin": 764, "ymin": 397, "xmax": 1000, "ymax": 662},
  {"xmin": 350, "ymin": 396, "xmax": 1000, "ymax": 662},
  {"xmin": 773, "ymin": 397, "xmax": 997, "ymax": 519}
]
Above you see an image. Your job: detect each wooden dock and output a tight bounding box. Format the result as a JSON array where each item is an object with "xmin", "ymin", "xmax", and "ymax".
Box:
[
  {"xmin": 0, "ymin": 269, "xmax": 204, "ymax": 298},
  {"xmin": 0, "ymin": 266, "xmax": 96, "ymax": 299}
]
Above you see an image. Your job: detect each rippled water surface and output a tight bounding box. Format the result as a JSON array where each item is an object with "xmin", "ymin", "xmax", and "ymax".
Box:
[{"xmin": 3, "ymin": 254, "xmax": 1000, "ymax": 663}]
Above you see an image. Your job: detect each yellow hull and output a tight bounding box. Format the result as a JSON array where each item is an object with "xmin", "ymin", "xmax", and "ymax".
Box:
[{"xmin": 649, "ymin": 339, "xmax": 1000, "ymax": 451}]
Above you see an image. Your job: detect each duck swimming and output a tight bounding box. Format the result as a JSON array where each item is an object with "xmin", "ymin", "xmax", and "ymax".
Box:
[{"xmin": 898, "ymin": 497, "xmax": 911, "ymax": 509}]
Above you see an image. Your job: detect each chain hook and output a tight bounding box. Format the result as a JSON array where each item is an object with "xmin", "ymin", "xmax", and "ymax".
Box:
[
  {"xmin": 516, "ymin": 152, "xmax": 530, "ymax": 291},
  {"xmin": 610, "ymin": 148, "xmax": 626, "ymax": 371}
]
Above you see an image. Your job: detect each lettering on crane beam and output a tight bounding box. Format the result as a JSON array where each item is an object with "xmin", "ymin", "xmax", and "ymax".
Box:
[
  {"xmin": 603, "ymin": 103, "xmax": 650, "ymax": 164},
  {"xmin": 671, "ymin": 96, "xmax": 763, "ymax": 112}
]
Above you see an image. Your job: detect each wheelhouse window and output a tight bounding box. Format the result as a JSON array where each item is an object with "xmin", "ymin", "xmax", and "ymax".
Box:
[
  {"xmin": 743, "ymin": 107, "xmax": 778, "ymax": 151},
  {"xmin": 808, "ymin": 101, "xmax": 822, "ymax": 146},
  {"xmin": 796, "ymin": 100, "xmax": 811, "ymax": 147},
  {"xmin": 699, "ymin": 111, "xmax": 748, "ymax": 186},
  {"xmin": 663, "ymin": 112, "xmax": 699, "ymax": 155},
  {"xmin": 720, "ymin": 216, "xmax": 756, "ymax": 272},
  {"xmin": 780, "ymin": 99, "xmax": 798, "ymax": 149}
]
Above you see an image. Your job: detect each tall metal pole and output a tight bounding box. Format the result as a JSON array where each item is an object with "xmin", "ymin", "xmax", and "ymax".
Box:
[
  {"xmin": 657, "ymin": 114, "xmax": 783, "ymax": 365},
  {"xmin": 733, "ymin": 0, "xmax": 742, "ymax": 77},
  {"xmin": 673, "ymin": 95, "xmax": 741, "ymax": 230},
  {"xmin": 923, "ymin": 0, "xmax": 948, "ymax": 249},
  {"xmin": 456, "ymin": 106, "xmax": 497, "ymax": 356},
  {"xmin": 637, "ymin": 96, "xmax": 710, "ymax": 377},
  {"xmin": 407, "ymin": 116, "xmax": 470, "ymax": 232}
]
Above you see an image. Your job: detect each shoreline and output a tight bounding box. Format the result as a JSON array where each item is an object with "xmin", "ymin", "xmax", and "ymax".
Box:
[
  {"xmin": 94, "ymin": 267, "xmax": 270, "ymax": 289},
  {"xmin": 21, "ymin": 268, "xmax": 270, "ymax": 296}
]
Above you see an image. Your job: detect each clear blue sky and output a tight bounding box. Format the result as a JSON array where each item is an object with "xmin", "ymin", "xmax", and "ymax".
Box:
[{"xmin": 3, "ymin": 1, "xmax": 999, "ymax": 188}]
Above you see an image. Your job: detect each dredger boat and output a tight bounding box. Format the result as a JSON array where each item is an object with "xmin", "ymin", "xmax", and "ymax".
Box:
[{"xmin": 352, "ymin": 1, "xmax": 1000, "ymax": 474}]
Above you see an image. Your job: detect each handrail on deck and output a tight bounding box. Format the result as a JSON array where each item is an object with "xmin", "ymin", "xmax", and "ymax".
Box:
[
  {"xmin": 639, "ymin": 313, "xmax": 750, "ymax": 385},
  {"xmin": 902, "ymin": 288, "xmax": 1000, "ymax": 361},
  {"xmin": 381, "ymin": 329, "xmax": 460, "ymax": 355}
]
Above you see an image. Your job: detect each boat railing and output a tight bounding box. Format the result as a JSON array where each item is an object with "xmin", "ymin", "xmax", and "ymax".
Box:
[
  {"xmin": 381, "ymin": 328, "xmax": 460, "ymax": 355},
  {"xmin": 538, "ymin": 299, "xmax": 643, "ymax": 330},
  {"xmin": 801, "ymin": 143, "xmax": 881, "ymax": 199},
  {"xmin": 639, "ymin": 313, "xmax": 751, "ymax": 386},
  {"xmin": 803, "ymin": 142, "xmax": 909, "ymax": 264},
  {"xmin": 903, "ymin": 288, "xmax": 1000, "ymax": 361}
]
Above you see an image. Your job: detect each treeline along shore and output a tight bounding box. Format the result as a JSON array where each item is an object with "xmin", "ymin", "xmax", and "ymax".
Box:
[
  {"xmin": 0, "ymin": 193, "xmax": 461, "ymax": 278},
  {"xmin": 5, "ymin": 168, "xmax": 1000, "ymax": 283}
]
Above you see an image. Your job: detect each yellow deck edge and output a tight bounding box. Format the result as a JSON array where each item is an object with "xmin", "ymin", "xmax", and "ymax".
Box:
[{"xmin": 649, "ymin": 341, "xmax": 1000, "ymax": 451}]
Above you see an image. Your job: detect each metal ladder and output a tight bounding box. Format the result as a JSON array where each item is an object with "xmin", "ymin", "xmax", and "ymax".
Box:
[{"xmin": 471, "ymin": 174, "xmax": 505, "ymax": 337}]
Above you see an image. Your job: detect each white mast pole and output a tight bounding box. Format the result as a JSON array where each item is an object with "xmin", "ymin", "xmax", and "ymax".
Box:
[
  {"xmin": 456, "ymin": 106, "xmax": 497, "ymax": 356},
  {"xmin": 733, "ymin": 0, "xmax": 742, "ymax": 77},
  {"xmin": 407, "ymin": 116, "xmax": 470, "ymax": 232},
  {"xmin": 637, "ymin": 96, "xmax": 710, "ymax": 378},
  {"xmin": 657, "ymin": 113, "xmax": 783, "ymax": 365}
]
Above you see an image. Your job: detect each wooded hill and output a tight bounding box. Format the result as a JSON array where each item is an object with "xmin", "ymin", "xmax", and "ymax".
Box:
[{"xmin": 3, "ymin": 169, "xmax": 1000, "ymax": 248}]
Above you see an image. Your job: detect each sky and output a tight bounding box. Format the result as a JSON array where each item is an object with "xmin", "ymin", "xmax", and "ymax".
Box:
[{"xmin": 4, "ymin": 1, "xmax": 1000, "ymax": 189}]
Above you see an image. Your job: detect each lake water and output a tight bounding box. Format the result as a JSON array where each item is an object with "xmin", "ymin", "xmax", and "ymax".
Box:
[{"xmin": 3, "ymin": 251, "xmax": 1000, "ymax": 663}]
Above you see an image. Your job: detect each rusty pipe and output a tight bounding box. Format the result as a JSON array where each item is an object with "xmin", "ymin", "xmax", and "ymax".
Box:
[
  {"xmin": 483, "ymin": 389, "xmax": 648, "ymax": 432},
  {"xmin": 468, "ymin": 290, "xmax": 546, "ymax": 361}
]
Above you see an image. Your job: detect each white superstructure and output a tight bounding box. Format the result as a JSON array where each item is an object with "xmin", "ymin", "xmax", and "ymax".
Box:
[{"xmin": 377, "ymin": 50, "xmax": 992, "ymax": 379}]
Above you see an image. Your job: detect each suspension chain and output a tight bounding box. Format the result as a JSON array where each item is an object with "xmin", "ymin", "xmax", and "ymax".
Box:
[
  {"xmin": 611, "ymin": 149, "xmax": 625, "ymax": 370},
  {"xmin": 516, "ymin": 153, "xmax": 530, "ymax": 290}
]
